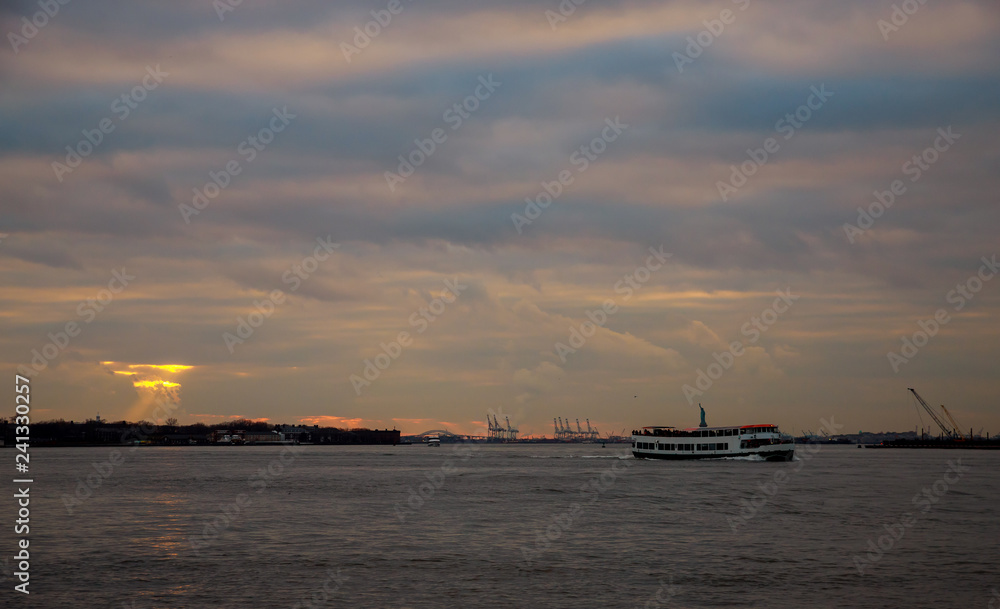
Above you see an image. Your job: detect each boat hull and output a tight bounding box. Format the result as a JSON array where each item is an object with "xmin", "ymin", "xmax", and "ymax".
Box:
[{"xmin": 631, "ymin": 447, "xmax": 794, "ymax": 461}]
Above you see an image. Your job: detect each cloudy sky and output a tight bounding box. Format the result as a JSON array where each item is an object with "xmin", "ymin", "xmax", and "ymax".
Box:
[{"xmin": 2, "ymin": 0, "xmax": 998, "ymax": 437}]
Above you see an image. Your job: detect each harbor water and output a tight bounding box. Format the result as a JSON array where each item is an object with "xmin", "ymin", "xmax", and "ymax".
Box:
[{"xmin": 6, "ymin": 443, "xmax": 999, "ymax": 608}]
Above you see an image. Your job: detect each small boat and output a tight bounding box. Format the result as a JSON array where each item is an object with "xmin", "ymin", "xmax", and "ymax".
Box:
[
  {"xmin": 426, "ymin": 435, "xmax": 441, "ymax": 447},
  {"xmin": 631, "ymin": 406, "xmax": 794, "ymax": 461}
]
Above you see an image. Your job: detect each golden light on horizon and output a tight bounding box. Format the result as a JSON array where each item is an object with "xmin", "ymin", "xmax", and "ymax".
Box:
[
  {"xmin": 100, "ymin": 361, "xmax": 189, "ymax": 420},
  {"xmin": 133, "ymin": 380, "xmax": 181, "ymax": 389},
  {"xmin": 128, "ymin": 364, "xmax": 194, "ymax": 374},
  {"xmin": 102, "ymin": 361, "xmax": 194, "ymax": 372}
]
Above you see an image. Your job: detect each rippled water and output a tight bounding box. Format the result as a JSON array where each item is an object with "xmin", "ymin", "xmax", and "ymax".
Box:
[{"xmin": 6, "ymin": 443, "xmax": 999, "ymax": 608}]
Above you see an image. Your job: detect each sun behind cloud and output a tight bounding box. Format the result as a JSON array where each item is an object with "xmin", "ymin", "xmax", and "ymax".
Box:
[{"xmin": 101, "ymin": 361, "xmax": 194, "ymax": 421}]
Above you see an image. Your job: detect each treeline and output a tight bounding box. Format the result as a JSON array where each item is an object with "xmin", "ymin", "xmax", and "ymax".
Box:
[{"xmin": 0, "ymin": 418, "xmax": 399, "ymax": 446}]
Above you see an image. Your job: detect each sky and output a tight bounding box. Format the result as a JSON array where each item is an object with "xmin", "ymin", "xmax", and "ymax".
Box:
[{"xmin": 1, "ymin": 0, "xmax": 998, "ymax": 438}]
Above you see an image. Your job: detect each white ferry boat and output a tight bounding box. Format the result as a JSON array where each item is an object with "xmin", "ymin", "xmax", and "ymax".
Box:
[{"xmin": 631, "ymin": 407, "xmax": 794, "ymax": 461}]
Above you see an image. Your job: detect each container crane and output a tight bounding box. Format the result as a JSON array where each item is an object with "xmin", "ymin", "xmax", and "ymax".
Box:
[
  {"xmin": 908, "ymin": 388, "xmax": 960, "ymax": 439},
  {"xmin": 505, "ymin": 416, "xmax": 519, "ymax": 441}
]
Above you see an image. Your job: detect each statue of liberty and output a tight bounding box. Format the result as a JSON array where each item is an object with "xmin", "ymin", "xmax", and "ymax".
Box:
[{"xmin": 699, "ymin": 404, "xmax": 707, "ymax": 427}]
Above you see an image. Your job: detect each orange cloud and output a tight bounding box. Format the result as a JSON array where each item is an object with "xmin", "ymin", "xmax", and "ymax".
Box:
[{"xmin": 297, "ymin": 415, "xmax": 372, "ymax": 428}]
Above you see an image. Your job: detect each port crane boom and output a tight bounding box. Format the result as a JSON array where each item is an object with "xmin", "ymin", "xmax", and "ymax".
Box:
[
  {"xmin": 908, "ymin": 388, "xmax": 959, "ymax": 439},
  {"xmin": 938, "ymin": 404, "xmax": 966, "ymax": 440}
]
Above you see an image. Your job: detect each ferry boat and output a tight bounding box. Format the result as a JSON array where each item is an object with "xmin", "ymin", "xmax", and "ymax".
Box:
[{"xmin": 631, "ymin": 407, "xmax": 794, "ymax": 461}]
